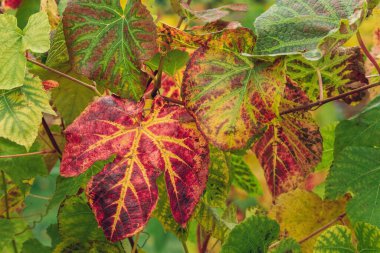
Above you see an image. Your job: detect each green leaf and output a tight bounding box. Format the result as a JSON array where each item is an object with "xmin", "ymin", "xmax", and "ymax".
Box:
[
  {"xmin": 0, "ymin": 219, "xmax": 15, "ymax": 249},
  {"xmin": 34, "ymin": 23, "xmax": 96, "ymax": 125},
  {"xmin": 58, "ymin": 196, "xmax": 105, "ymax": 242},
  {"xmin": 326, "ymin": 96, "xmax": 380, "ymax": 227},
  {"xmin": 53, "ymin": 240, "xmax": 120, "ymax": 253},
  {"xmin": 314, "ymin": 225, "xmax": 355, "ymax": 253},
  {"xmin": 0, "ymin": 138, "xmax": 47, "ymax": 193},
  {"xmin": 0, "ymin": 12, "xmax": 50, "ymax": 89},
  {"xmin": 326, "ymin": 147, "xmax": 380, "ymax": 227},
  {"xmin": 22, "ymin": 12, "xmax": 51, "ymax": 53},
  {"xmin": 254, "ymin": 0, "xmax": 367, "ymax": 59},
  {"xmin": 146, "ymin": 50, "xmax": 189, "ymax": 76},
  {"xmin": 229, "ymin": 154, "xmax": 261, "ymax": 195},
  {"xmin": 48, "ymin": 158, "xmax": 111, "ymax": 210},
  {"xmin": 355, "ymin": 222, "xmax": 380, "ymax": 251},
  {"xmin": 287, "ymin": 47, "xmax": 368, "ymax": 102},
  {"xmin": 314, "ymin": 122, "xmax": 338, "ymax": 172},
  {"xmin": 195, "ymin": 200, "xmax": 232, "ymax": 241},
  {"xmin": 62, "ymin": 0, "xmax": 158, "ymax": 100},
  {"xmin": 269, "ymin": 189, "xmax": 346, "ymax": 252},
  {"xmin": 182, "ymin": 28, "xmax": 285, "ymax": 150},
  {"xmin": 0, "ymin": 72, "xmax": 55, "ymax": 149},
  {"xmin": 15, "ymin": 0, "xmax": 41, "ymax": 29},
  {"xmin": 221, "ymin": 216, "xmax": 279, "ymax": 253},
  {"xmin": 21, "ymin": 239, "xmax": 52, "ymax": 253},
  {"xmin": 270, "ymin": 238, "xmax": 301, "ymax": 253},
  {"xmin": 153, "ymin": 176, "xmax": 188, "ymax": 241},
  {"xmin": 203, "ymin": 146, "xmax": 230, "ymax": 207},
  {"xmin": 314, "ymin": 223, "xmax": 380, "ymax": 252}
]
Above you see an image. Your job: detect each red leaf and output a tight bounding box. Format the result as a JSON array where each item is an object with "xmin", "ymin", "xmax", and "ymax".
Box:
[
  {"xmin": 4, "ymin": 0, "xmax": 22, "ymax": 9},
  {"xmin": 61, "ymin": 96, "xmax": 209, "ymax": 241},
  {"xmin": 253, "ymin": 79, "xmax": 322, "ymax": 196}
]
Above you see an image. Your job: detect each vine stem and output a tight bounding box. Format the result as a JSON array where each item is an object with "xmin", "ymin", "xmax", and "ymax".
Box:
[
  {"xmin": 0, "ymin": 150, "xmax": 56, "ymax": 159},
  {"xmin": 280, "ymin": 81, "xmax": 380, "ymax": 115},
  {"xmin": 357, "ymin": 31, "xmax": 380, "ymax": 76},
  {"xmin": 1, "ymin": 171, "xmax": 19, "ymax": 253},
  {"xmin": 42, "ymin": 117, "xmax": 62, "ymax": 156},
  {"xmin": 316, "ymin": 68, "xmax": 324, "ymax": 101},
  {"xmin": 26, "ymin": 58, "xmax": 102, "ymax": 96},
  {"xmin": 131, "ymin": 233, "xmax": 140, "ymax": 253},
  {"xmin": 269, "ymin": 212, "xmax": 346, "ymax": 250},
  {"xmin": 181, "ymin": 240, "xmax": 190, "ymax": 253}
]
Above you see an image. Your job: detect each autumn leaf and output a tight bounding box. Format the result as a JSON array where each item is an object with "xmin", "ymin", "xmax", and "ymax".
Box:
[
  {"xmin": 182, "ymin": 28, "xmax": 286, "ymax": 150},
  {"xmin": 253, "ymin": 78, "xmax": 322, "ymax": 195},
  {"xmin": 63, "ymin": 0, "xmax": 158, "ymax": 100},
  {"xmin": 269, "ymin": 189, "xmax": 346, "ymax": 252},
  {"xmin": 60, "ymin": 96, "xmax": 209, "ymax": 241}
]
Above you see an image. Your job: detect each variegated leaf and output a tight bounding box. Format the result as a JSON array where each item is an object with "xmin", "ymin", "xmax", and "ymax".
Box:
[
  {"xmin": 63, "ymin": 0, "xmax": 158, "ymax": 100},
  {"xmin": 253, "ymin": 79, "xmax": 322, "ymax": 196},
  {"xmin": 287, "ymin": 47, "xmax": 368, "ymax": 103},
  {"xmin": 182, "ymin": 28, "xmax": 286, "ymax": 150},
  {"xmin": 61, "ymin": 96, "xmax": 209, "ymax": 241}
]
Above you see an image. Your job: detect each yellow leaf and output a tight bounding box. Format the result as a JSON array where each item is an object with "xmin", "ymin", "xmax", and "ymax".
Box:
[
  {"xmin": 268, "ymin": 189, "xmax": 346, "ymax": 252},
  {"xmin": 40, "ymin": 0, "xmax": 60, "ymax": 29}
]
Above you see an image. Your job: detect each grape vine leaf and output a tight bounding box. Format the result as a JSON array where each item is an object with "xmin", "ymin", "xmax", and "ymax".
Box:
[
  {"xmin": 33, "ymin": 23, "xmax": 97, "ymax": 125},
  {"xmin": 182, "ymin": 28, "xmax": 286, "ymax": 150},
  {"xmin": 269, "ymin": 238, "xmax": 301, "ymax": 253},
  {"xmin": 314, "ymin": 223, "xmax": 380, "ymax": 252},
  {"xmin": 63, "ymin": 0, "xmax": 158, "ymax": 100},
  {"xmin": 53, "ymin": 240, "xmax": 120, "ymax": 253},
  {"xmin": 314, "ymin": 225, "xmax": 355, "ymax": 253},
  {"xmin": 221, "ymin": 216, "xmax": 279, "ymax": 253},
  {"xmin": 48, "ymin": 158, "xmax": 113, "ymax": 211},
  {"xmin": 195, "ymin": 200, "xmax": 233, "ymax": 241},
  {"xmin": 0, "ymin": 219, "xmax": 15, "ymax": 249},
  {"xmin": 153, "ymin": 176, "xmax": 188, "ymax": 240},
  {"xmin": 0, "ymin": 72, "xmax": 56, "ymax": 149},
  {"xmin": 229, "ymin": 153, "xmax": 261, "ymax": 195},
  {"xmin": 287, "ymin": 47, "xmax": 368, "ymax": 103},
  {"xmin": 0, "ymin": 138, "xmax": 47, "ymax": 193},
  {"xmin": 203, "ymin": 146, "xmax": 231, "ymax": 207},
  {"xmin": 21, "ymin": 239, "xmax": 52, "ymax": 253},
  {"xmin": 146, "ymin": 50, "xmax": 190, "ymax": 77},
  {"xmin": 60, "ymin": 96, "xmax": 209, "ymax": 241},
  {"xmin": 0, "ymin": 12, "xmax": 50, "ymax": 89},
  {"xmin": 58, "ymin": 196, "xmax": 106, "ymax": 242},
  {"xmin": 253, "ymin": 79, "xmax": 322, "ymax": 195},
  {"xmin": 254, "ymin": 0, "xmax": 367, "ymax": 60},
  {"xmin": 269, "ymin": 189, "xmax": 346, "ymax": 252},
  {"xmin": 180, "ymin": 3, "xmax": 248, "ymax": 23},
  {"xmin": 326, "ymin": 96, "xmax": 380, "ymax": 227}
]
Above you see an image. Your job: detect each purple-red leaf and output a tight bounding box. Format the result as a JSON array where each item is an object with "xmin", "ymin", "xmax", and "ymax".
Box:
[
  {"xmin": 61, "ymin": 96, "xmax": 209, "ymax": 241},
  {"xmin": 253, "ymin": 79, "xmax": 322, "ymax": 196}
]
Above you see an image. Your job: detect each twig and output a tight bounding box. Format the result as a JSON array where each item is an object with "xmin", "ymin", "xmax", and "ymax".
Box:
[
  {"xmin": 42, "ymin": 118, "xmax": 62, "ymax": 156},
  {"xmin": 162, "ymin": 96, "xmax": 185, "ymax": 105},
  {"xmin": 182, "ymin": 240, "xmax": 190, "ymax": 253},
  {"xmin": 128, "ymin": 237, "xmax": 135, "ymax": 250},
  {"xmin": 1, "ymin": 171, "xmax": 18, "ymax": 253},
  {"xmin": 269, "ymin": 212, "xmax": 346, "ymax": 250},
  {"xmin": 357, "ymin": 31, "xmax": 380, "ymax": 76},
  {"xmin": 280, "ymin": 81, "xmax": 380, "ymax": 115},
  {"xmin": 27, "ymin": 58, "xmax": 102, "ymax": 96},
  {"xmin": 131, "ymin": 233, "xmax": 140, "ymax": 253},
  {"xmin": 298, "ymin": 212, "xmax": 346, "ymax": 244},
  {"xmin": 151, "ymin": 54, "xmax": 165, "ymax": 98},
  {"xmin": 0, "ymin": 150, "xmax": 56, "ymax": 159}
]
